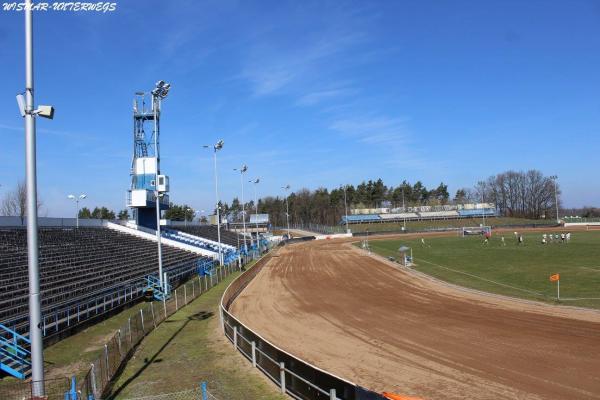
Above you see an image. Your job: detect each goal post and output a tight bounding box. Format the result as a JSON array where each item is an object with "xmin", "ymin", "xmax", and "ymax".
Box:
[{"xmin": 462, "ymin": 226, "xmax": 491, "ymax": 237}]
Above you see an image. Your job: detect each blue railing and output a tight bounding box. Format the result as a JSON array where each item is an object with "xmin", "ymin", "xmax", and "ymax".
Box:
[
  {"xmin": 0, "ymin": 323, "xmax": 31, "ymax": 379},
  {"xmin": 162, "ymin": 229, "xmax": 222, "ymax": 253},
  {"xmin": 197, "ymin": 258, "xmax": 216, "ymax": 276},
  {"xmin": 1, "ymin": 259, "xmax": 201, "ymax": 339},
  {"xmin": 145, "ymin": 274, "xmax": 172, "ymax": 301}
]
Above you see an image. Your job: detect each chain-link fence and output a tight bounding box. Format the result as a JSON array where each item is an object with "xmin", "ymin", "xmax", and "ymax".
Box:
[
  {"xmin": 118, "ymin": 382, "xmax": 220, "ymax": 400},
  {"xmin": 0, "ymin": 377, "xmax": 72, "ymax": 400},
  {"xmin": 79, "ymin": 263, "xmax": 237, "ymax": 400},
  {"xmin": 1, "ymin": 262, "xmax": 238, "ymax": 400}
]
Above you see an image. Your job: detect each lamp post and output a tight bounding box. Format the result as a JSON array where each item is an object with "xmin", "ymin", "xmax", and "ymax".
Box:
[
  {"xmin": 402, "ymin": 186, "xmax": 406, "ymax": 231},
  {"xmin": 18, "ymin": 1, "xmax": 56, "ymax": 390},
  {"xmin": 185, "ymin": 208, "xmax": 193, "ymax": 227},
  {"xmin": 67, "ymin": 194, "xmax": 87, "ymax": 228},
  {"xmin": 342, "ymin": 184, "xmax": 349, "ymax": 233},
  {"xmin": 151, "ymin": 80, "xmax": 170, "ymax": 294},
  {"xmin": 234, "ymin": 165, "xmax": 248, "ymax": 252},
  {"xmin": 477, "ymin": 181, "xmax": 486, "ymax": 227},
  {"xmin": 250, "ymin": 178, "xmax": 260, "ymax": 250},
  {"xmin": 281, "ymin": 184, "xmax": 291, "ymax": 239},
  {"xmin": 204, "ymin": 140, "xmax": 224, "ymax": 265},
  {"xmin": 550, "ymin": 175, "xmax": 560, "ymax": 224}
]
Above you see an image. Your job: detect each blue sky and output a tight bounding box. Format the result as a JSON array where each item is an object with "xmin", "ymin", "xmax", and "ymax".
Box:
[{"xmin": 1, "ymin": 0, "xmax": 599, "ymax": 216}]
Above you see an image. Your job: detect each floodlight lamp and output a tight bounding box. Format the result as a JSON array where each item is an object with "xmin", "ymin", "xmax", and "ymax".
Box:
[
  {"xmin": 79, "ymin": 194, "xmax": 87, "ymax": 199},
  {"xmin": 241, "ymin": 165, "xmax": 248, "ymax": 173},
  {"xmin": 16, "ymin": 94, "xmax": 25, "ymax": 117},
  {"xmin": 67, "ymin": 194, "xmax": 75, "ymax": 199},
  {"xmin": 214, "ymin": 140, "xmax": 224, "ymax": 150},
  {"xmin": 35, "ymin": 105, "xmax": 54, "ymax": 119},
  {"xmin": 155, "ymin": 80, "xmax": 165, "ymax": 88}
]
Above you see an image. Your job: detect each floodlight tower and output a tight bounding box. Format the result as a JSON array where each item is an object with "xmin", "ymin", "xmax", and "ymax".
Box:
[
  {"xmin": 127, "ymin": 81, "xmax": 171, "ymax": 229},
  {"xmin": 127, "ymin": 81, "xmax": 171, "ymax": 293}
]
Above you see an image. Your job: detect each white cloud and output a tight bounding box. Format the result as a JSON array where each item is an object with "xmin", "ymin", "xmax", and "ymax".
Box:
[
  {"xmin": 240, "ymin": 30, "xmax": 365, "ymax": 97},
  {"xmin": 329, "ymin": 116, "xmax": 411, "ymax": 146},
  {"xmin": 296, "ymin": 87, "xmax": 357, "ymax": 106}
]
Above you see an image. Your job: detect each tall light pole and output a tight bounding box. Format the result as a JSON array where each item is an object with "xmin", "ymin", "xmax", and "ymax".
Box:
[
  {"xmin": 282, "ymin": 184, "xmax": 291, "ymax": 239},
  {"xmin": 151, "ymin": 80, "xmax": 170, "ymax": 294},
  {"xmin": 204, "ymin": 140, "xmax": 224, "ymax": 265},
  {"xmin": 250, "ymin": 178, "xmax": 260, "ymax": 249},
  {"xmin": 19, "ymin": 0, "xmax": 55, "ymax": 391},
  {"xmin": 342, "ymin": 184, "xmax": 349, "ymax": 233},
  {"xmin": 185, "ymin": 208, "xmax": 193, "ymax": 227},
  {"xmin": 402, "ymin": 186, "xmax": 406, "ymax": 231},
  {"xmin": 67, "ymin": 194, "xmax": 87, "ymax": 228},
  {"xmin": 550, "ymin": 175, "xmax": 560, "ymax": 224},
  {"xmin": 234, "ymin": 165, "xmax": 248, "ymax": 252},
  {"xmin": 478, "ymin": 181, "xmax": 486, "ymax": 227}
]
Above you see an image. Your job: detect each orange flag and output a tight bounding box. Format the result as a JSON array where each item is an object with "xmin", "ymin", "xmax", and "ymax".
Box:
[{"xmin": 549, "ymin": 273, "xmax": 560, "ymax": 282}]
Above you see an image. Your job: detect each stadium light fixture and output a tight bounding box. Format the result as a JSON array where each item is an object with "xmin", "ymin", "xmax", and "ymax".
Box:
[
  {"xmin": 549, "ymin": 175, "xmax": 560, "ymax": 224},
  {"xmin": 203, "ymin": 140, "xmax": 225, "ymax": 265},
  {"xmin": 234, "ymin": 165, "xmax": 249, "ymax": 253},
  {"xmin": 16, "ymin": 93, "xmax": 54, "ymax": 119},
  {"xmin": 250, "ymin": 178, "xmax": 261, "ymax": 253},
  {"xmin": 281, "ymin": 184, "xmax": 291, "ymax": 240},
  {"xmin": 67, "ymin": 193, "xmax": 87, "ymax": 228}
]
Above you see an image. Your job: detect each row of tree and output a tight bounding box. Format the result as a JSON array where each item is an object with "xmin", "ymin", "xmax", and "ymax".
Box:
[
  {"xmin": 77, "ymin": 207, "xmax": 128, "ymax": 220},
  {"xmin": 0, "ymin": 170, "xmax": 568, "ymax": 225},
  {"xmin": 217, "ymin": 170, "xmax": 562, "ymax": 226},
  {"xmin": 477, "ymin": 170, "xmax": 560, "ymax": 219}
]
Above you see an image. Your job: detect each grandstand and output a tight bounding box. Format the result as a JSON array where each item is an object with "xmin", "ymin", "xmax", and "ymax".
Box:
[
  {"xmin": 0, "ymin": 227, "xmax": 207, "ymax": 339},
  {"xmin": 174, "ymin": 225, "xmax": 245, "ymax": 248},
  {"xmin": 341, "ymin": 203, "xmax": 497, "ymax": 225}
]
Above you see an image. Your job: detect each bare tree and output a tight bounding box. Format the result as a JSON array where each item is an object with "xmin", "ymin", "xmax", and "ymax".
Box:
[
  {"xmin": 0, "ymin": 181, "xmax": 43, "ymax": 223},
  {"xmin": 480, "ymin": 170, "xmax": 558, "ymax": 219}
]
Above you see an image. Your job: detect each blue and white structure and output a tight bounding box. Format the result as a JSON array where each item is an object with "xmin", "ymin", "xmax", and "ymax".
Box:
[{"xmin": 127, "ymin": 82, "xmax": 171, "ymax": 230}]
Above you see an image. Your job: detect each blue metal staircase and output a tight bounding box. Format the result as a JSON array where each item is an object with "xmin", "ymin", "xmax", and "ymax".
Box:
[
  {"xmin": 197, "ymin": 258, "xmax": 216, "ymax": 276},
  {"xmin": 0, "ymin": 323, "xmax": 31, "ymax": 379},
  {"xmin": 145, "ymin": 275, "xmax": 171, "ymax": 301}
]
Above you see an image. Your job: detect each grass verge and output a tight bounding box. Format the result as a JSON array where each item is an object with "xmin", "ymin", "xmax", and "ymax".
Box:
[{"xmin": 105, "ymin": 270, "xmax": 287, "ymax": 400}]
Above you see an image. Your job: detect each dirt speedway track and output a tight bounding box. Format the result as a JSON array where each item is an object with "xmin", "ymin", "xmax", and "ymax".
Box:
[{"xmin": 230, "ymin": 238, "xmax": 600, "ymax": 400}]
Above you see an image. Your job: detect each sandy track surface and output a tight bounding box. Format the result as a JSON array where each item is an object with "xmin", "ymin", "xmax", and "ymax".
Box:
[{"xmin": 230, "ymin": 239, "xmax": 600, "ymax": 400}]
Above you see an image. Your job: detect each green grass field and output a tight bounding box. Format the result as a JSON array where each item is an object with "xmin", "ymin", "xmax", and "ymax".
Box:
[
  {"xmin": 348, "ymin": 217, "xmax": 555, "ymax": 233},
  {"xmin": 364, "ymin": 231, "xmax": 600, "ymax": 309}
]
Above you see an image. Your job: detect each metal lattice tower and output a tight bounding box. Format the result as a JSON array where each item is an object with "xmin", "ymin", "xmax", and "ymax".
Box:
[{"xmin": 127, "ymin": 82, "xmax": 170, "ymax": 229}]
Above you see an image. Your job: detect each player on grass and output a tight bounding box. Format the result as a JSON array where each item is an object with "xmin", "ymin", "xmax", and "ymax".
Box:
[{"xmin": 501, "ymin": 236, "xmax": 506, "ymax": 246}]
